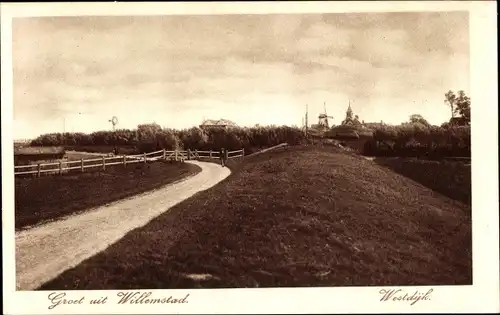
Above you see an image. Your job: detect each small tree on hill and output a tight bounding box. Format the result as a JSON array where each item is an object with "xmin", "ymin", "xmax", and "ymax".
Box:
[
  {"xmin": 454, "ymin": 90, "xmax": 471, "ymax": 124},
  {"xmin": 444, "ymin": 90, "xmax": 457, "ymax": 118},
  {"xmin": 444, "ymin": 90, "xmax": 471, "ymax": 124}
]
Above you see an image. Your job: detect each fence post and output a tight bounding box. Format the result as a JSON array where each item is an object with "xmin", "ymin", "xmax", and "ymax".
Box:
[
  {"xmin": 102, "ymin": 156, "xmax": 106, "ymax": 171},
  {"xmin": 175, "ymin": 150, "xmax": 178, "ymax": 161},
  {"xmin": 224, "ymin": 148, "xmax": 229, "ymax": 163},
  {"xmin": 81, "ymin": 158, "xmax": 84, "ymax": 172},
  {"xmin": 59, "ymin": 160, "xmax": 63, "ymax": 175},
  {"xmin": 242, "ymin": 148, "xmax": 245, "ymax": 160},
  {"xmin": 220, "ymin": 148, "xmax": 225, "ymax": 166},
  {"xmin": 123, "ymin": 155, "xmax": 127, "ymax": 167},
  {"xmin": 143, "ymin": 153, "xmax": 147, "ymax": 164},
  {"xmin": 37, "ymin": 163, "xmax": 41, "ymax": 178},
  {"xmin": 194, "ymin": 149, "xmax": 198, "ymax": 160},
  {"xmin": 163, "ymin": 149, "xmax": 166, "ymax": 160},
  {"xmin": 187, "ymin": 149, "xmax": 191, "ymax": 160},
  {"xmin": 209, "ymin": 150, "xmax": 212, "ymax": 159}
]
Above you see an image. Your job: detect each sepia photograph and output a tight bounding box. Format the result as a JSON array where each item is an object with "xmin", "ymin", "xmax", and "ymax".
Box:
[{"xmin": 2, "ymin": 2, "xmax": 498, "ymax": 314}]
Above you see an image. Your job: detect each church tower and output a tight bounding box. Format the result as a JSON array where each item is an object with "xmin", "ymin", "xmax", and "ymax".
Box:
[
  {"xmin": 346, "ymin": 101, "xmax": 353, "ymax": 121},
  {"xmin": 342, "ymin": 101, "xmax": 355, "ymax": 125}
]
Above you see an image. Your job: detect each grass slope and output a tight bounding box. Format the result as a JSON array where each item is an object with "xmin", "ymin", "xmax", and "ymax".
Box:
[
  {"xmin": 40, "ymin": 146, "xmax": 471, "ymax": 289},
  {"xmin": 15, "ymin": 161, "xmax": 201, "ymax": 230}
]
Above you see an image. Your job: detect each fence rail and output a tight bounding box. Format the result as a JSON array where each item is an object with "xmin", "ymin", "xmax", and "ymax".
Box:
[
  {"xmin": 15, "ymin": 148, "xmax": 245, "ymax": 177},
  {"xmin": 245, "ymin": 143, "xmax": 288, "ymax": 157}
]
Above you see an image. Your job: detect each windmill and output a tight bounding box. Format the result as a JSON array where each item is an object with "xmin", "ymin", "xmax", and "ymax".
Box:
[
  {"xmin": 307, "ymin": 102, "xmax": 334, "ymax": 138},
  {"xmin": 317, "ymin": 102, "xmax": 333, "ymax": 129},
  {"xmin": 108, "ymin": 116, "xmax": 118, "ymax": 131},
  {"xmin": 108, "ymin": 116, "xmax": 119, "ymax": 155}
]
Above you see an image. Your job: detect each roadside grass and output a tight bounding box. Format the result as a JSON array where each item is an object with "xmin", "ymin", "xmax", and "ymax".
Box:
[
  {"xmin": 374, "ymin": 157, "xmax": 471, "ymax": 206},
  {"xmin": 15, "ymin": 161, "xmax": 201, "ymax": 231},
  {"xmin": 39, "ymin": 145, "xmax": 471, "ymax": 290}
]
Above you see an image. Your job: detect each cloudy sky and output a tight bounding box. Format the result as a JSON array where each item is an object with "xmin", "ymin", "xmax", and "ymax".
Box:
[{"xmin": 12, "ymin": 12, "xmax": 469, "ymax": 139}]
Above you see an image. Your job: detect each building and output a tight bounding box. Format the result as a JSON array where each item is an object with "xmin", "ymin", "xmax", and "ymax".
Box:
[
  {"xmin": 340, "ymin": 103, "xmax": 362, "ymax": 126},
  {"xmin": 14, "ymin": 139, "xmax": 32, "ymax": 149},
  {"xmin": 199, "ymin": 119, "xmax": 238, "ymax": 130},
  {"xmin": 330, "ymin": 103, "xmax": 373, "ymax": 141},
  {"xmin": 14, "ymin": 146, "xmax": 66, "ymax": 166},
  {"xmin": 449, "ymin": 117, "xmax": 470, "ymax": 126}
]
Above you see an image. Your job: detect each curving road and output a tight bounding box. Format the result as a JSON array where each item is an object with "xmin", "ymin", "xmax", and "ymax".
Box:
[{"xmin": 15, "ymin": 161, "xmax": 231, "ymax": 291}]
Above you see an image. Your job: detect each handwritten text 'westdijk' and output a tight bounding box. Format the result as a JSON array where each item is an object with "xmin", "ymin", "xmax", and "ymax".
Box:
[
  {"xmin": 379, "ymin": 288, "xmax": 433, "ymax": 306},
  {"xmin": 47, "ymin": 291, "xmax": 190, "ymax": 310}
]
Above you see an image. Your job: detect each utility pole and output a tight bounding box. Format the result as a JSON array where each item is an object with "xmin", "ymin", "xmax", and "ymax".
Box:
[
  {"xmin": 63, "ymin": 117, "xmax": 66, "ymax": 146},
  {"xmin": 305, "ymin": 104, "xmax": 309, "ymax": 137}
]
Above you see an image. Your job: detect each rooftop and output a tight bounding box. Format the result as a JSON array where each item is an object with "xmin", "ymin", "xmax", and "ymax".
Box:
[
  {"xmin": 200, "ymin": 119, "xmax": 238, "ymax": 127},
  {"xmin": 14, "ymin": 146, "xmax": 65, "ymax": 156}
]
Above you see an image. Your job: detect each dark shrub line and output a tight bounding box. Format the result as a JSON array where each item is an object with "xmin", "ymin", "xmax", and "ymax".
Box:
[{"xmin": 30, "ymin": 123, "xmax": 470, "ymax": 158}]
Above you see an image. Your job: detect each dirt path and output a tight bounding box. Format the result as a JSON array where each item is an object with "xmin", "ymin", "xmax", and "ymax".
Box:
[{"xmin": 15, "ymin": 161, "xmax": 231, "ymax": 290}]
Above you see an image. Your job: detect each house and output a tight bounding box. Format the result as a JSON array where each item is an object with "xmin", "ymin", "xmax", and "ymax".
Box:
[
  {"xmin": 14, "ymin": 138, "xmax": 32, "ymax": 145},
  {"xmin": 199, "ymin": 119, "xmax": 238, "ymax": 130},
  {"xmin": 14, "ymin": 146, "xmax": 66, "ymax": 166},
  {"xmin": 449, "ymin": 117, "xmax": 470, "ymax": 126}
]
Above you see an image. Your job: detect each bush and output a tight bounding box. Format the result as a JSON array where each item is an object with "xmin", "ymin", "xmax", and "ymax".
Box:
[{"xmin": 363, "ymin": 123, "xmax": 470, "ymax": 157}]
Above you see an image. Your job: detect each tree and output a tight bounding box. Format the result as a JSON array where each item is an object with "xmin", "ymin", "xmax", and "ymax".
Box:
[
  {"xmin": 136, "ymin": 123, "xmax": 163, "ymax": 152},
  {"xmin": 179, "ymin": 127, "xmax": 209, "ymax": 150},
  {"xmin": 137, "ymin": 123, "xmax": 162, "ymax": 142},
  {"xmin": 444, "ymin": 90, "xmax": 456, "ymax": 118},
  {"xmin": 454, "ymin": 90, "xmax": 471, "ymax": 123},
  {"xmin": 409, "ymin": 114, "xmax": 430, "ymax": 126}
]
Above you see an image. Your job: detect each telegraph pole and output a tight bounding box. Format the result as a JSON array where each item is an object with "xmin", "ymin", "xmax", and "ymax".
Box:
[
  {"xmin": 305, "ymin": 104, "xmax": 309, "ymax": 137},
  {"xmin": 63, "ymin": 117, "xmax": 66, "ymax": 146}
]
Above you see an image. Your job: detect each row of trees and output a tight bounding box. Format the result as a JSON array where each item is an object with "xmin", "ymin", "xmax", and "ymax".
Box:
[
  {"xmin": 362, "ymin": 123, "xmax": 470, "ymax": 157},
  {"xmin": 360, "ymin": 90, "xmax": 471, "ymax": 157},
  {"xmin": 30, "ymin": 121, "xmax": 470, "ymax": 157},
  {"xmin": 30, "ymin": 124, "xmax": 306, "ymax": 155},
  {"xmin": 30, "ymin": 91, "xmax": 471, "ymax": 158}
]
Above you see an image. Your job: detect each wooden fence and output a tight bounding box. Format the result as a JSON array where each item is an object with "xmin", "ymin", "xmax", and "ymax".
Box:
[
  {"xmin": 14, "ymin": 148, "xmax": 245, "ymax": 177},
  {"xmin": 245, "ymin": 143, "xmax": 288, "ymax": 157}
]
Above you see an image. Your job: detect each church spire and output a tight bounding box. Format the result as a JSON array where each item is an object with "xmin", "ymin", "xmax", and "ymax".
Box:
[{"xmin": 346, "ymin": 100, "xmax": 353, "ymax": 120}]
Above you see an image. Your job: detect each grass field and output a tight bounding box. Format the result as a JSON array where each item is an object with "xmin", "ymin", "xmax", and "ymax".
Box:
[
  {"xmin": 39, "ymin": 145, "xmax": 471, "ymax": 290},
  {"xmin": 15, "ymin": 160, "xmax": 201, "ymax": 230}
]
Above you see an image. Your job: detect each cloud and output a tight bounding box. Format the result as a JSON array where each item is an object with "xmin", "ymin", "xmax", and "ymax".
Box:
[{"xmin": 12, "ymin": 12, "xmax": 470, "ymax": 138}]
